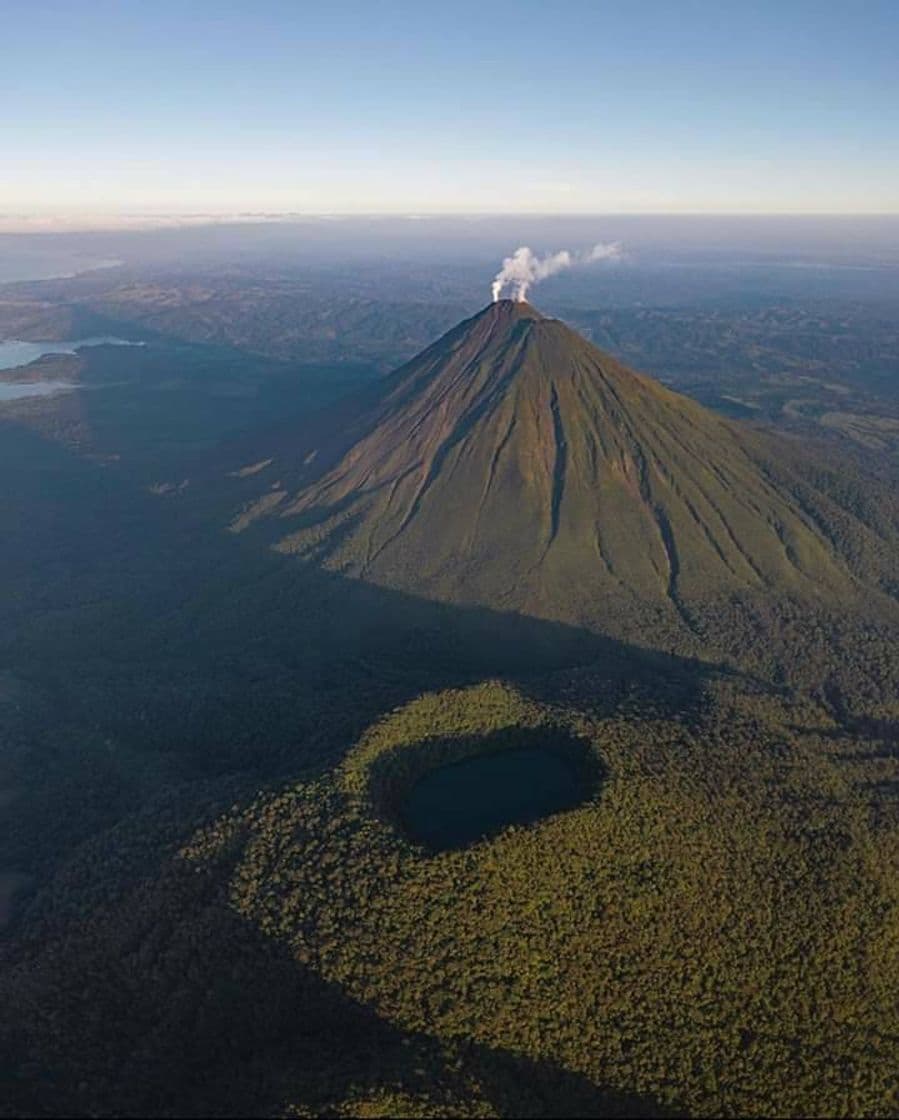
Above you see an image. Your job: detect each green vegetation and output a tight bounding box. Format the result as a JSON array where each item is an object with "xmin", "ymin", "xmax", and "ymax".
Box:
[
  {"xmin": 188, "ymin": 680, "xmax": 899, "ymax": 1117},
  {"xmin": 1, "ymin": 295, "xmax": 897, "ymax": 1117},
  {"xmin": 568, "ymin": 302, "xmax": 899, "ymax": 433},
  {"xmin": 5, "ymin": 676, "xmax": 895, "ymax": 1116}
]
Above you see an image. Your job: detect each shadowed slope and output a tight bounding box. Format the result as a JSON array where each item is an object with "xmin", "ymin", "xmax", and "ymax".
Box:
[{"xmin": 227, "ymin": 300, "xmax": 894, "ymax": 638}]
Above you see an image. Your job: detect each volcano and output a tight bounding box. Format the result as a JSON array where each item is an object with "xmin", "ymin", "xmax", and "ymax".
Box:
[{"xmin": 226, "ymin": 300, "xmax": 894, "ymax": 642}]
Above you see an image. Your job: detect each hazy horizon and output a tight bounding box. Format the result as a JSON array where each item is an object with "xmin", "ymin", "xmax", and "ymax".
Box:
[{"xmin": 4, "ymin": 210, "xmax": 899, "ymax": 236}]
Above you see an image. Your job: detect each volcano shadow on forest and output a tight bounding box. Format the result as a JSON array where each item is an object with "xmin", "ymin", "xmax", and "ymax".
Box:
[
  {"xmin": 0, "ymin": 850, "xmax": 679, "ymax": 1118},
  {"xmin": 0, "ymin": 418, "xmax": 723, "ymax": 891},
  {"xmin": 2, "ymin": 418, "xmax": 720, "ymax": 770}
]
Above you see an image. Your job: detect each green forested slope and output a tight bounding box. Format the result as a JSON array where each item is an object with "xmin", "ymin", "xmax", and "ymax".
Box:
[
  {"xmin": 4, "ymin": 678, "xmax": 897, "ymax": 1117},
  {"xmin": 227, "ymin": 301, "xmax": 899, "ymax": 651}
]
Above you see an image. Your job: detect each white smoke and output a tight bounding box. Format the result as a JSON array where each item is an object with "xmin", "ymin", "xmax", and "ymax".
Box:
[
  {"xmin": 491, "ymin": 241, "xmax": 623, "ymax": 302},
  {"xmin": 490, "ymin": 247, "xmax": 571, "ymax": 302},
  {"xmin": 584, "ymin": 241, "xmax": 623, "ymax": 263}
]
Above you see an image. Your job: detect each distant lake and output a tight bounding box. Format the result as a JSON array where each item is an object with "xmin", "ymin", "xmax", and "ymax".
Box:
[
  {"xmin": 0, "ymin": 381, "xmax": 76, "ymax": 402},
  {"xmin": 0, "ymin": 337, "xmax": 141, "ymax": 372},
  {"xmin": 0, "ymin": 245, "xmax": 119, "ymax": 285}
]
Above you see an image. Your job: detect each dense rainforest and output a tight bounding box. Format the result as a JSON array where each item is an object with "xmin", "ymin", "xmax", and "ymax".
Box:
[{"xmin": 0, "ymin": 299, "xmax": 897, "ymax": 1118}]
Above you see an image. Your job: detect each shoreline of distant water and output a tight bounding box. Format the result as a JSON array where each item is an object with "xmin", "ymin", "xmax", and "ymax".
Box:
[
  {"xmin": 0, "ymin": 337, "xmax": 143, "ymax": 374},
  {"xmin": 0, "ymin": 253, "xmax": 121, "ymax": 286}
]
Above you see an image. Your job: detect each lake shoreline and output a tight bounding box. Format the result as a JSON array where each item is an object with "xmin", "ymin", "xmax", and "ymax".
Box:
[
  {"xmin": 0, "ymin": 251, "xmax": 122, "ymax": 287},
  {"xmin": 0, "ymin": 337, "xmax": 143, "ymax": 401}
]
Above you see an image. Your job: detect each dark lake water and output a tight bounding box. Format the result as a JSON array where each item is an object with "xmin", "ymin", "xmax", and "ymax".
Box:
[{"xmin": 401, "ymin": 743, "xmax": 586, "ymax": 851}]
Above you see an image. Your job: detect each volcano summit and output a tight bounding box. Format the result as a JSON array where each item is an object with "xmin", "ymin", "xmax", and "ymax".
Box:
[{"xmin": 227, "ymin": 300, "xmax": 897, "ymax": 648}]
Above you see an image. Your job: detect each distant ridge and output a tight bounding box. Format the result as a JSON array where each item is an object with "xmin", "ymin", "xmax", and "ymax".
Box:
[{"xmin": 226, "ymin": 299, "xmax": 897, "ymax": 644}]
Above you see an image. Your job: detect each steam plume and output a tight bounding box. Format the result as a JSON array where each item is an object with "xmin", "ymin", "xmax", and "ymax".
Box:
[
  {"xmin": 491, "ymin": 241, "xmax": 622, "ymax": 302},
  {"xmin": 490, "ymin": 247, "xmax": 571, "ymax": 302},
  {"xmin": 584, "ymin": 241, "xmax": 623, "ymax": 263}
]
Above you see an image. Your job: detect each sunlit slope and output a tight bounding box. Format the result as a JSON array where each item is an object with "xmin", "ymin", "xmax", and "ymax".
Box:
[{"xmin": 230, "ymin": 300, "xmax": 875, "ymax": 630}]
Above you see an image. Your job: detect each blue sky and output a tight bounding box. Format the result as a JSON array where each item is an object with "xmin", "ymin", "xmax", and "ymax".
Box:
[{"xmin": 2, "ymin": 0, "xmax": 897, "ymax": 218}]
